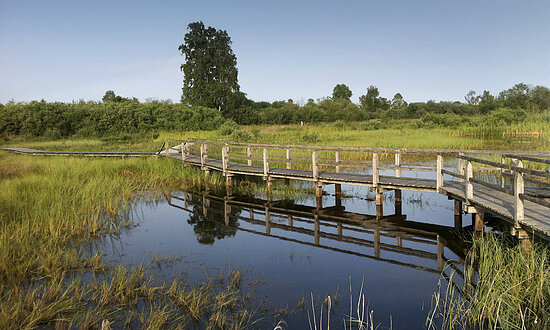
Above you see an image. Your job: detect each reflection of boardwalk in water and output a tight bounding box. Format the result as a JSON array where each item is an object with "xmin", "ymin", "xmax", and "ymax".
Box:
[{"xmin": 167, "ymin": 191, "xmax": 472, "ymax": 293}]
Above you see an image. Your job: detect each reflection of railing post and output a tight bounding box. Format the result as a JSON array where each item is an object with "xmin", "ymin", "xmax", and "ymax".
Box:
[
  {"xmin": 513, "ymin": 159, "xmax": 524, "ymax": 228},
  {"xmin": 374, "ymin": 229, "xmax": 380, "ymax": 258},
  {"xmin": 436, "ymin": 154, "xmax": 444, "ymax": 193},
  {"xmin": 265, "ymin": 204, "xmax": 271, "ymax": 235},
  {"xmin": 224, "ymin": 197, "xmax": 231, "ymax": 226},
  {"xmin": 372, "ymin": 153, "xmax": 379, "ymax": 187},
  {"xmin": 314, "ymin": 214, "xmax": 320, "ymax": 245},
  {"xmin": 437, "ymin": 235, "xmax": 444, "ymax": 271}
]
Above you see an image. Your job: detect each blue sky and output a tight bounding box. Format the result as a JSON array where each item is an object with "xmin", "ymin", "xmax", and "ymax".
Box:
[{"xmin": 1, "ymin": 0, "xmax": 549, "ymax": 104}]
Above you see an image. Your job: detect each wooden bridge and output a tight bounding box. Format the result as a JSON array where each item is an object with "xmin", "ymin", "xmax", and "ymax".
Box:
[{"xmin": 160, "ymin": 138, "xmax": 550, "ymax": 242}]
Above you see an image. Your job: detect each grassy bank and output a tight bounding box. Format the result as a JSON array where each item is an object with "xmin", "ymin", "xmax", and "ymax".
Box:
[
  {"xmin": 427, "ymin": 233, "xmax": 550, "ymax": 329},
  {"xmin": 0, "ymin": 152, "xmax": 259, "ymax": 328}
]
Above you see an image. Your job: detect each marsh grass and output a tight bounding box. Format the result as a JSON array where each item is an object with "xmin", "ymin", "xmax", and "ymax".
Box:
[
  {"xmin": 0, "ymin": 151, "xmax": 258, "ymax": 328},
  {"xmin": 427, "ymin": 233, "xmax": 550, "ymax": 329}
]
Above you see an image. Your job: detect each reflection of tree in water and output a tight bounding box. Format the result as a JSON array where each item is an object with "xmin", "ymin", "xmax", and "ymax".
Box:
[{"xmin": 186, "ymin": 197, "xmax": 241, "ymax": 245}]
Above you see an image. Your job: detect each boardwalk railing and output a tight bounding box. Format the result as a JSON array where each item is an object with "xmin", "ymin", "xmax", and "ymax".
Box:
[
  {"xmin": 160, "ymin": 138, "xmax": 550, "ymax": 240},
  {"xmin": 438, "ymin": 152, "xmax": 550, "ymax": 236}
]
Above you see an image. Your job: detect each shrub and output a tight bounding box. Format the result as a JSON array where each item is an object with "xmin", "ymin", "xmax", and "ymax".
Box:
[{"xmin": 218, "ymin": 120, "xmax": 239, "ymax": 136}]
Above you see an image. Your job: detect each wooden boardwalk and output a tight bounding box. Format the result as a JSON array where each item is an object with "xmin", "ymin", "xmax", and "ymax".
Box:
[
  {"xmin": 4, "ymin": 140, "xmax": 550, "ymax": 241},
  {"xmin": 161, "ymin": 139, "xmax": 550, "ymax": 241},
  {"xmin": 3, "ymin": 147, "xmax": 156, "ymax": 157}
]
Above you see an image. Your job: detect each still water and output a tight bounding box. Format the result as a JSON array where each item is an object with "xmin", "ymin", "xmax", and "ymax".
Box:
[{"xmin": 96, "ymin": 173, "xmax": 481, "ymax": 329}]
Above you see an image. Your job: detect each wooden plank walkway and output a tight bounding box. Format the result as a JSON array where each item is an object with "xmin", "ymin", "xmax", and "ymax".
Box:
[
  {"xmin": 4, "ymin": 141, "xmax": 549, "ymax": 241},
  {"xmin": 442, "ymin": 182, "xmax": 550, "ymax": 239},
  {"xmin": 162, "ymin": 143, "xmax": 550, "ymax": 241},
  {"xmin": 3, "ymin": 147, "xmax": 156, "ymax": 157}
]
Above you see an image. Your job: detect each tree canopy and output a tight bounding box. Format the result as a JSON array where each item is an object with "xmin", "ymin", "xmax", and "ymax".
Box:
[
  {"xmin": 332, "ymin": 84, "xmax": 352, "ymax": 101},
  {"xmin": 178, "ymin": 21, "xmax": 240, "ymax": 114}
]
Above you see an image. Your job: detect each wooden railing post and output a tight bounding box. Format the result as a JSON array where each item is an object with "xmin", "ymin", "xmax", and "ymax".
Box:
[
  {"xmin": 200, "ymin": 143, "xmax": 206, "ymax": 168},
  {"xmin": 164, "ymin": 139, "xmax": 169, "ymax": 158},
  {"xmin": 394, "ymin": 151, "xmax": 401, "ymax": 178},
  {"xmin": 436, "ymin": 154, "xmax": 444, "ymax": 192},
  {"xmin": 181, "ymin": 142, "xmax": 186, "ymax": 162},
  {"xmin": 312, "ymin": 150, "xmax": 319, "ymax": 181},
  {"xmin": 222, "ymin": 145, "xmax": 228, "ymax": 175},
  {"xmin": 458, "ymin": 152, "xmax": 465, "ymax": 182},
  {"xmin": 465, "ymin": 159, "xmax": 473, "ymax": 202},
  {"xmin": 263, "ymin": 148, "xmax": 269, "ymax": 177},
  {"xmin": 500, "ymin": 155, "xmax": 506, "ymax": 189},
  {"xmin": 513, "ymin": 159, "xmax": 524, "ymax": 227},
  {"xmin": 286, "ymin": 148, "xmax": 292, "ymax": 169},
  {"xmin": 372, "ymin": 153, "xmax": 379, "ymax": 187},
  {"xmin": 247, "ymin": 146, "xmax": 252, "ymax": 166},
  {"xmin": 335, "ymin": 150, "xmax": 341, "ymax": 173}
]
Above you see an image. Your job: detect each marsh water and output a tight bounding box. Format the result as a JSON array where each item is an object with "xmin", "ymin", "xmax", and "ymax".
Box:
[{"xmin": 92, "ymin": 164, "xmax": 504, "ymax": 329}]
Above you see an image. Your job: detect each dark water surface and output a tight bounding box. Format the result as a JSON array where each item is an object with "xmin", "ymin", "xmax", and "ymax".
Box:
[{"xmin": 96, "ymin": 173, "xmax": 481, "ymax": 329}]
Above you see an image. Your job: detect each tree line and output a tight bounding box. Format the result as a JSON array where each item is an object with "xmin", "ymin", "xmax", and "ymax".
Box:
[{"xmin": 1, "ymin": 21, "xmax": 549, "ymax": 139}]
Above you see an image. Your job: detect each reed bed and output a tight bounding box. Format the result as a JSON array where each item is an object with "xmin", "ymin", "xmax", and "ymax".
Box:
[{"xmin": 427, "ymin": 233, "xmax": 550, "ymax": 329}]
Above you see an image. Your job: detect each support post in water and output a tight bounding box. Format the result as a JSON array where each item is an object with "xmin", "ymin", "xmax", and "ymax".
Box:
[
  {"xmin": 475, "ymin": 212, "xmax": 484, "ymax": 232},
  {"xmin": 335, "ymin": 150, "xmax": 342, "ymax": 204},
  {"xmin": 372, "ymin": 152, "xmax": 379, "ymax": 187},
  {"xmin": 454, "ymin": 200, "xmax": 462, "ymax": 230},
  {"xmin": 395, "ymin": 190, "xmax": 402, "ymax": 215},
  {"xmin": 226, "ymin": 175, "xmax": 233, "ymax": 196},
  {"xmin": 513, "ymin": 158, "xmax": 525, "ymax": 228},
  {"xmin": 265, "ymin": 204, "xmax": 271, "ymax": 235},
  {"xmin": 436, "ymin": 154, "xmax": 444, "ymax": 192}
]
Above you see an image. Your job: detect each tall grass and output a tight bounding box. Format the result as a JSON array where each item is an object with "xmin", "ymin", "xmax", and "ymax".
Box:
[
  {"xmin": 0, "ymin": 151, "xmax": 258, "ymax": 328},
  {"xmin": 427, "ymin": 233, "xmax": 550, "ymax": 329}
]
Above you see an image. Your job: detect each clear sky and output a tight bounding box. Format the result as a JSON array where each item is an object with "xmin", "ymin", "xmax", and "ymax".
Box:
[{"xmin": 1, "ymin": 0, "xmax": 549, "ymax": 104}]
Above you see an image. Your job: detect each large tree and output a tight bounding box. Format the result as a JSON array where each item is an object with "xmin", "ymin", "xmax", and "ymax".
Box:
[
  {"xmin": 178, "ymin": 21, "xmax": 240, "ymax": 113},
  {"xmin": 332, "ymin": 84, "xmax": 352, "ymax": 101}
]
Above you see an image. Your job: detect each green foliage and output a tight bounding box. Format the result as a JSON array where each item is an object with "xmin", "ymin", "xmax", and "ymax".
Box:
[
  {"xmin": 359, "ymin": 119, "xmax": 382, "ymax": 130},
  {"xmin": 301, "ymin": 131, "xmax": 320, "ymax": 143},
  {"xmin": 230, "ymin": 129, "xmax": 252, "ymax": 142},
  {"xmin": 218, "ymin": 119, "xmax": 239, "ymax": 135},
  {"xmin": 0, "ymin": 101, "xmax": 227, "ymax": 137},
  {"xmin": 332, "ymin": 84, "xmax": 352, "ymax": 101},
  {"xmin": 487, "ymin": 107, "xmax": 527, "ymax": 125},
  {"xmin": 179, "ymin": 21, "xmax": 240, "ymax": 113}
]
